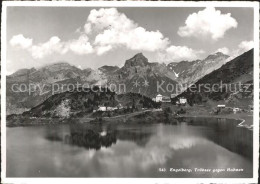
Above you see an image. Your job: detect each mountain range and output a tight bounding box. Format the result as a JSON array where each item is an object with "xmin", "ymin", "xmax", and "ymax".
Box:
[
  {"xmin": 173, "ymin": 49, "xmax": 253, "ymax": 108},
  {"xmin": 167, "ymin": 52, "xmax": 229, "ymax": 86},
  {"xmin": 7, "ymin": 51, "xmax": 232, "ymax": 114}
]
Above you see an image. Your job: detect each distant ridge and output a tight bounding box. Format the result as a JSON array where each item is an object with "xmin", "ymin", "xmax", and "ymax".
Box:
[
  {"xmin": 6, "ymin": 50, "xmax": 239, "ymax": 115},
  {"xmin": 173, "ymin": 49, "xmax": 253, "ymax": 108}
]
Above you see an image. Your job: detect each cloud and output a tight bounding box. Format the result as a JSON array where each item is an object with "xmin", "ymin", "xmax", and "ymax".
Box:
[
  {"xmin": 229, "ymin": 40, "xmax": 253, "ymax": 59},
  {"xmin": 87, "ymin": 8, "xmax": 136, "ymax": 32},
  {"xmin": 84, "ymin": 23, "xmax": 92, "ymax": 34},
  {"xmin": 163, "ymin": 40, "xmax": 253, "ymax": 64},
  {"xmin": 88, "ymin": 8, "xmax": 169, "ymax": 54},
  {"xmin": 30, "ymin": 35, "xmax": 94, "ymax": 58},
  {"xmin": 10, "ymin": 34, "xmax": 33, "ymax": 49},
  {"xmin": 10, "ymin": 8, "xmax": 170, "ymax": 58},
  {"xmin": 10, "ymin": 8, "xmax": 245, "ymax": 62},
  {"xmin": 6, "ymin": 60, "xmax": 16, "ymax": 75},
  {"xmin": 10, "ymin": 34, "xmax": 94, "ymax": 59},
  {"xmin": 238, "ymin": 40, "xmax": 254, "ymax": 51},
  {"xmin": 30, "ymin": 36, "xmax": 68, "ymax": 59},
  {"xmin": 96, "ymin": 45, "xmax": 112, "ymax": 55},
  {"xmin": 68, "ymin": 35, "xmax": 93, "ymax": 55},
  {"xmin": 214, "ymin": 47, "xmax": 230, "ymax": 55},
  {"xmin": 75, "ymin": 27, "xmax": 81, "ymax": 34},
  {"xmin": 178, "ymin": 7, "xmax": 237, "ymax": 40},
  {"xmin": 218, "ymin": 40, "xmax": 253, "ymax": 61},
  {"xmin": 159, "ymin": 45, "xmax": 205, "ymax": 62},
  {"xmin": 77, "ymin": 65, "xmax": 82, "ymax": 69}
]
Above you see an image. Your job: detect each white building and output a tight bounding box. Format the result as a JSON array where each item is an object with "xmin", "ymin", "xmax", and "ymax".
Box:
[
  {"xmin": 106, "ymin": 107, "xmax": 114, "ymax": 111},
  {"xmin": 117, "ymin": 104, "xmax": 123, "ymax": 109},
  {"xmin": 233, "ymin": 108, "xmax": 241, "ymax": 113},
  {"xmin": 97, "ymin": 106, "xmax": 106, "ymax": 111},
  {"xmin": 179, "ymin": 97, "xmax": 187, "ymax": 104},
  {"xmin": 217, "ymin": 105, "xmax": 226, "ymax": 108},
  {"xmin": 155, "ymin": 94, "xmax": 163, "ymax": 102},
  {"xmin": 162, "ymin": 96, "xmax": 171, "ymax": 103},
  {"xmin": 96, "ymin": 105, "xmax": 120, "ymax": 112}
]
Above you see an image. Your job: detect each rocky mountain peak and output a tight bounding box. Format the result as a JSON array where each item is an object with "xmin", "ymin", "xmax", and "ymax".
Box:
[
  {"xmin": 47, "ymin": 62, "xmax": 72, "ymax": 68},
  {"xmin": 9, "ymin": 67, "xmax": 36, "ymax": 77},
  {"xmin": 124, "ymin": 53, "xmax": 149, "ymax": 68},
  {"xmin": 40, "ymin": 62, "xmax": 77, "ymax": 73},
  {"xmin": 204, "ymin": 52, "xmax": 229, "ymax": 61},
  {"xmin": 98, "ymin": 65, "xmax": 119, "ymax": 73}
]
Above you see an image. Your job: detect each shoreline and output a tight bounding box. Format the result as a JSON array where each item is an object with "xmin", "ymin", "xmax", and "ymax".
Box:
[
  {"xmin": 6, "ymin": 111, "xmax": 253, "ymax": 130},
  {"xmin": 178, "ymin": 113, "xmax": 253, "ymax": 130}
]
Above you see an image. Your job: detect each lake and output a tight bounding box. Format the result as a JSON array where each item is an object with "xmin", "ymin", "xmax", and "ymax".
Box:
[{"xmin": 6, "ymin": 117, "xmax": 253, "ymax": 178}]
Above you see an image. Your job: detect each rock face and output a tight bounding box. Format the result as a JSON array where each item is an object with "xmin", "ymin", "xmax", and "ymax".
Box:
[
  {"xmin": 124, "ymin": 53, "xmax": 149, "ymax": 67},
  {"xmin": 98, "ymin": 65, "xmax": 119, "ymax": 74},
  {"xmin": 106, "ymin": 53, "xmax": 179, "ymax": 98},
  {"xmin": 6, "ymin": 51, "xmax": 235, "ymax": 115},
  {"xmin": 6, "ymin": 62, "xmax": 105, "ymax": 115},
  {"xmin": 167, "ymin": 52, "xmax": 230, "ymax": 87},
  {"xmin": 173, "ymin": 49, "xmax": 253, "ymax": 108}
]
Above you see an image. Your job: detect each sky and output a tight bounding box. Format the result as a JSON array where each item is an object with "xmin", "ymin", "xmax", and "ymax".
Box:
[{"xmin": 6, "ymin": 6, "xmax": 254, "ymax": 74}]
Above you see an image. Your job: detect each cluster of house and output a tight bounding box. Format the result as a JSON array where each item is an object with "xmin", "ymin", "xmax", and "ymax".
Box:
[
  {"xmin": 93, "ymin": 104, "xmax": 123, "ymax": 112},
  {"xmin": 217, "ymin": 105, "xmax": 241, "ymax": 113},
  {"xmin": 217, "ymin": 104, "xmax": 253, "ymax": 113},
  {"xmin": 152, "ymin": 94, "xmax": 187, "ymax": 105},
  {"xmin": 175, "ymin": 97, "xmax": 187, "ymax": 105},
  {"xmin": 152, "ymin": 94, "xmax": 171, "ymax": 103}
]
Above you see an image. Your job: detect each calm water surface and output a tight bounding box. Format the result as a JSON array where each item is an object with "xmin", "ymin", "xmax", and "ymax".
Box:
[{"xmin": 6, "ymin": 117, "xmax": 253, "ymax": 177}]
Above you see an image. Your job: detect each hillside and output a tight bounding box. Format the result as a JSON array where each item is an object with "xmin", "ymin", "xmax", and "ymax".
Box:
[
  {"xmin": 21, "ymin": 87, "xmax": 160, "ymax": 118},
  {"xmin": 167, "ymin": 52, "xmax": 229, "ymax": 87},
  {"xmin": 6, "ymin": 63, "xmax": 107, "ymax": 115},
  {"xmin": 173, "ymin": 49, "xmax": 254, "ymax": 108}
]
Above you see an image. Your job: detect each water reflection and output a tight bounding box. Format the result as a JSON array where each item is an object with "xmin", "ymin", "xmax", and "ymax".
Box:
[
  {"xmin": 45, "ymin": 124, "xmax": 153, "ymax": 149},
  {"xmin": 7, "ymin": 117, "xmax": 253, "ymax": 177},
  {"xmin": 44, "ymin": 118, "xmax": 253, "ymax": 162},
  {"xmin": 179, "ymin": 117, "xmax": 253, "ymax": 161},
  {"xmin": 64, "ymin": 129, "xmax": 116, "ymax": 150}
]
